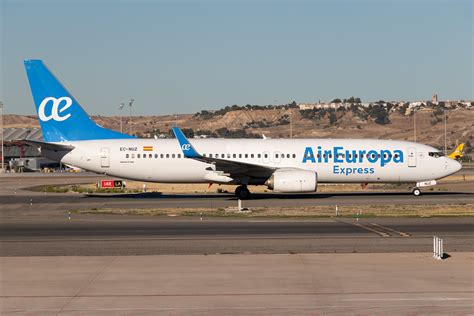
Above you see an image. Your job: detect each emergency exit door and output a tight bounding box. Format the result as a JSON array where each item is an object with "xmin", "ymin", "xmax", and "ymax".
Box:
[
  {"xmin": 100, "ymin": 147, "xmax": 110, "ymax": 168},
  {"xmin": 407, "ymin": 147, "xmax": 416, "ymax": 167}
]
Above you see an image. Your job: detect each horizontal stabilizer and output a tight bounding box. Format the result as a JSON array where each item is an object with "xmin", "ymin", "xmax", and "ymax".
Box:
[{"xmin": 21, "ymin": 140, "xmax": 75, "ymax": 151}]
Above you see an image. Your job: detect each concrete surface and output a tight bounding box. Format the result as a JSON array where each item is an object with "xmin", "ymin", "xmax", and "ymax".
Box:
[
  {"xmin": 1, "ymin": 217, "xmax": 473, "ymax": 256},
  {"xmin": 1, "ymin": 253, "xmax": 473, "ymax": 315}
]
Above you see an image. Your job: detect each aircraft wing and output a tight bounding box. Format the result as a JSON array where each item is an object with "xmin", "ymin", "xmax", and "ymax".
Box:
[{"xmin": 172, "ymin": 127, "xmax": 275, "ymax": 179}]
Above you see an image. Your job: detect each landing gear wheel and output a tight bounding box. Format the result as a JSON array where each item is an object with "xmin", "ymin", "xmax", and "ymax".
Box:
[
  {"xmin": 412, "ymin": 188, "xmax": 422, "ymax": 196},
  {"xmin": 235, "ymin": 185, "xmax": 250, "ymax": 200}
]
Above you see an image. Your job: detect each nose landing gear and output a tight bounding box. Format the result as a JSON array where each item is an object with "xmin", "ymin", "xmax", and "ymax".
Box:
[
  {"xmin": 235, "ymin": 185, "xmax": 251, "ymax": 200},
  {"xmin": 412, "ymin": 187, "xmax": 422, "ymax": 196}
]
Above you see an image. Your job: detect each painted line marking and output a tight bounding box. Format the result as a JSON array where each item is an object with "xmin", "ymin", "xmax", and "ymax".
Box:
[
  {"xmin": 370, "ymin": 223, "xmax": 411, "ymax": 237},
  {"xmin": 353, "ymin": 223, "xmax": 390, "ymax": 237}
]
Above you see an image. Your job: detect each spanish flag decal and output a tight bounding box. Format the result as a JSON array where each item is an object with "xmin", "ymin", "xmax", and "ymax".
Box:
[{"xmin": 143, "ymin": 146, "xmax": 153, "ymax": 151}]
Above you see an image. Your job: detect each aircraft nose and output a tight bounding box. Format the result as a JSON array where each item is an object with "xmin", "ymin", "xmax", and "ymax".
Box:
[{"xmin": 449, "ymin": 158, "xmax": 462, "ymax": 173}]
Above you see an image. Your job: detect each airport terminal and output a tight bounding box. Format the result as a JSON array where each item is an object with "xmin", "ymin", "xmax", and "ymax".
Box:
[{"xmin": 1, "ymin": 1, "xmax": 473, "ymax": 315}]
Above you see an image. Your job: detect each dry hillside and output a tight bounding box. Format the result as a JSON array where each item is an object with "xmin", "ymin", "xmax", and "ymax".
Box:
[{"xmin": 4, "ymin": 107, "xmax": 473, "ymax": 149}]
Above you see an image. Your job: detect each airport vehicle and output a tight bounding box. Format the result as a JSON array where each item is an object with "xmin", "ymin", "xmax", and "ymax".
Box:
[{"xmin": 23, "ymin": 59, "xmax": 462, "ymax": 199}]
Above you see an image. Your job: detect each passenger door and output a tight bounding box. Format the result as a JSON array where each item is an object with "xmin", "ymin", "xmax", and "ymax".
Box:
[
  {"xmin": 407, "ymin": 147, "xmax": 416, "ymax": 167},
  {"xmin": 100, "ymin": 147, "xmax": 110, "ymax": 168}
]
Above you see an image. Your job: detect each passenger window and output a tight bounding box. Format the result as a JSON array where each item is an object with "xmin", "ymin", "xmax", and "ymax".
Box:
[
  {"xmin": 233, "ymin": 154, "xmax": 236, "ymax": 158},
  {"xmin": 258, "ymin": 154, "xmax": 261, "ymax": 158},
  {"xmin": 227, "ymin": 153, "xmax": 231, "ymax": 158},
  {"xmin": 264, "ymin": 154, "xmax": 268, "ymax": 158},
  {"xmin": 126, "ymin": 154, "xmax": 129, "ymax": 158},
  {"xmin": 166, "ymin": 154, "xmax": 170, "ymax": 158},
  {"xmin": 172, "ymin": 154, "xmax": 175, "ymax": 158},
  {"xmin": 137, "ymin": 154, "xmax": 141, "ymax": 158},
  {"xmin": 209, "ymin": 154, "xmax": 213, "ymax": 158},
  {"xmin": 245, "ymin": 154, "xmax": 248, "ymax": 158},
  {"xmin": 287, "ymin": 154, "xmax": 290, "ymax": 158},
  {"xmin": 149, "ymin": 154, "xmax": 152, "ymax": 158},
  {"xmin": 154, "ymin": 154, "xmax": 158, "ymax": 158},
  {"xmin": 292, "ymin": 154, "xmax": 296, "ymax": 158},
  {"xmin": 131, "ymin": 154, "xmax": 135, "ymax": 158},
  {"xmin": 143, "ymin": 154, "xmax": 146, "ymax": 159},
  {"xmin": 250, "ymin": 154, "xmax": 254, "ymax": 158},
  {"xmin": 275, "ymin": 154, "xmax": 279, "ymax": 158},
  {"xmin": 160, "ymin": 154, "xmax": 164, "ymax": 158},
  {"xmin": 178, "ymin": 154, "xmax": 181, "ymax": 158},
  {"xmin": 239, "ymin": 154, "xmax": 242, "ymax": 158}
]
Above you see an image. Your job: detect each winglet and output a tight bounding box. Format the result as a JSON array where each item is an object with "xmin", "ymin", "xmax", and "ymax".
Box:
[
  {"xmin": 172, "ymin": 127, "xmax": 201, "ymax": 158},
  {"xmin": 448, "ymin": 143, "xmax": 464, "ymax": 160}
]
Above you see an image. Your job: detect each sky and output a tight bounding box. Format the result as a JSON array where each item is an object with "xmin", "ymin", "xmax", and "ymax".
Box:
[{"xmin": 1, "ymin": 0, "xmax": 472, "ymax": 116}]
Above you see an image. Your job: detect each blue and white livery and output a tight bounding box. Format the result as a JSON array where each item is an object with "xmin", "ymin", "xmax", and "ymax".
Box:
[{"xmin": 24, "ymin": 60, "xmax": 462, "ymax": 198}]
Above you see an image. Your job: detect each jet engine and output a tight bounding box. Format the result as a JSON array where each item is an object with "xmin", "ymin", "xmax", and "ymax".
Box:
[{"xmin": 265, "ymin": 169, "xmax": 317, "ymax": 193}]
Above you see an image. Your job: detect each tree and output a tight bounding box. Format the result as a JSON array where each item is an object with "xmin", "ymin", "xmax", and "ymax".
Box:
[
  {"xmin": 182, "ymin": 128, "xmax": 195, "ymax": 138},
  {"xmin": 330, "ymin": 98, "xmax": 342, "ymax": 103},
  {"xmin": 369, "ymin": 104, "xmax": 390, "ymax": 125}
]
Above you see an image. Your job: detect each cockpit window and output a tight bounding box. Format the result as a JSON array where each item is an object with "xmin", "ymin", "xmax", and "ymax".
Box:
[{"xmin": 429, "ymin": 151, "xmax": 445, "ymax": 158}]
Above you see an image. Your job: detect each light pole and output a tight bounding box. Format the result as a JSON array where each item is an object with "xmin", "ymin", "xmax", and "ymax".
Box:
[
  {"xmin": 0, "ymin": 101, "xmax": 4, "ymax": 173},
  {"xmin": 128, "ymin": 99, "xmax": 134, "ymax": 135},
  {"xmin": 290, "ymin": 111, "xmax": 293, "ymax": 139},
  {"xmin": 444, "ymin": 110, "xmax": 448, "ymax": 155},
  {"xmin": 413, "ymin": 107, "xmax": 417, "ymax": 142},
  {"xmin": 118, "ymin": 103, "xmax": 125, "ymax": 133}
]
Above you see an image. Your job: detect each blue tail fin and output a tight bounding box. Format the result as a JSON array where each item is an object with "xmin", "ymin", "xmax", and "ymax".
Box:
[{"xmin": 24, "ymin": 59, "xmax": 134, "ymax": 142}]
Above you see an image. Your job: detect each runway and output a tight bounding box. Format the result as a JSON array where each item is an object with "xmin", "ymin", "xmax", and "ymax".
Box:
[
  {"xmin": 1, "ymin": 191, "xmax": 473, "ymax": 216},
  {"xmin": 1, "ymin": 217, "xmax": 473, "ymax": 256}
]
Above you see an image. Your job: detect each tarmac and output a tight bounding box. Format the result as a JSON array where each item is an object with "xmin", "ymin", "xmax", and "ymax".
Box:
[
  {"xmin": 2, "ymin": 253, "xmax": 473, "ymax": 315},
  {"xmin": 1, "ymin": 173, "xmax": 473, "ymax": 314}
]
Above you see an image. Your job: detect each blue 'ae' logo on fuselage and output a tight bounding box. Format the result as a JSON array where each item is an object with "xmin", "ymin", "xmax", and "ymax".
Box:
[{"xmin": 302, "ymin": 146, "xmax": 404, "ymax": 167}]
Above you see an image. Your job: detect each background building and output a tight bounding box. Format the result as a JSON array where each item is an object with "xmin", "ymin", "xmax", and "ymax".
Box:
[{"xmin": 2, "ymin": 128, "xmax": 59, "ymax": 172}]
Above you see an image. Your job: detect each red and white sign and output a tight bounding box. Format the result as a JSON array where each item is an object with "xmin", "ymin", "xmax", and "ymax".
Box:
[{"xmin": 100, "ymin": 180, "xmax": 114, "ymax": 188}]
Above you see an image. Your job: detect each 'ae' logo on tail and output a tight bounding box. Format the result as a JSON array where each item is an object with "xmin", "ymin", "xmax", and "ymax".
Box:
[{"xmin": 38, "ymin": 97, "xmax": 73, "ymax": 122}]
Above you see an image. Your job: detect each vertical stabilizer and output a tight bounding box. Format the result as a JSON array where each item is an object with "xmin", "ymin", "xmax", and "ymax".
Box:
[{"xmin": 24, "ymin": 59, "xmax": 134, "ymax": 142}]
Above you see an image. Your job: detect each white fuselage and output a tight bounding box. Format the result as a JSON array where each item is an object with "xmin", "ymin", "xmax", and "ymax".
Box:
[{"xmin": 44, "ymin": 138, "xmax": 462, "ymax": 185}]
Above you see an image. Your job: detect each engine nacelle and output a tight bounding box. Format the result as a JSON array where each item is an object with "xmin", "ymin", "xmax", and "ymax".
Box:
[{"xmin": 265, "ymin": 169, "xmax": 317, "ymax": 193}]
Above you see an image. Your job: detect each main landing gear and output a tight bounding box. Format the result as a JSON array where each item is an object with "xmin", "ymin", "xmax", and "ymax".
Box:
[{"xmin": 235, "ymin": 185, "xmax": 251, "ymax": 200}]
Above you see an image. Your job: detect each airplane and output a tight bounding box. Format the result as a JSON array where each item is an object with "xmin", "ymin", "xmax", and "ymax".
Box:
[
  {"xmin": 448, "ymin": 143, "xmax": 465, "ymax": 160},
  {"xmin": 23, "ymin": 59, "xmax": 462, "ymax": 199}
]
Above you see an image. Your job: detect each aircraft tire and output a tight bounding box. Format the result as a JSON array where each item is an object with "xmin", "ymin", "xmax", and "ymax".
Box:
[
  {"xmin": 235, "ymin": 185, "xmax": 250, "ymax": 200},
  {"xmin": 412, "ymin": 188, "xmax": 421, "ymax": 196}
]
